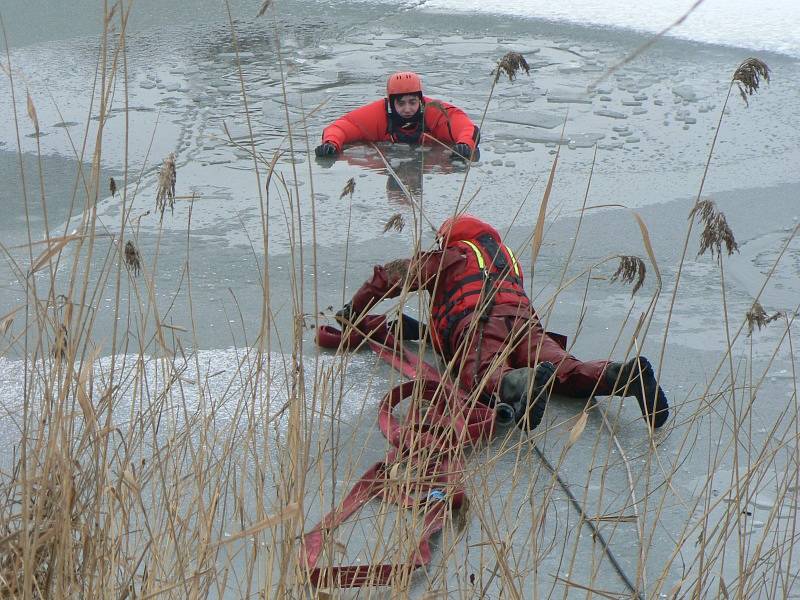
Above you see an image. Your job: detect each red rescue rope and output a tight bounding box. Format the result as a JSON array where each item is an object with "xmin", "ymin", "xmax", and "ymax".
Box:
[{"xmin": 302, "ymin": 316, "xmax": 498, "ymax": 588}]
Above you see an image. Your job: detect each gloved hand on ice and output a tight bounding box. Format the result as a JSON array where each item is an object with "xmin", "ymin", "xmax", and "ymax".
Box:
[
  {"xmin": 315, "ymin": 142, "xmax": 339, "ymax": 157},
  {"xmin": 450, "ymin": 143, "xmax": 479, "ymax": 161}
]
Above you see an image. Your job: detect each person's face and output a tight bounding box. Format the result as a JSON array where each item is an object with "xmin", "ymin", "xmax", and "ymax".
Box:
[{"xmin": 393, "ymin": 95, "xmax": 420, "ymax": 118}]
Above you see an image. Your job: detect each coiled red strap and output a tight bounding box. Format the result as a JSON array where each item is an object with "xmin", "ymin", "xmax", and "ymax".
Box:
[{"xmin": 302, "ymin": 317, "xmax": 495, "ymax": 587}]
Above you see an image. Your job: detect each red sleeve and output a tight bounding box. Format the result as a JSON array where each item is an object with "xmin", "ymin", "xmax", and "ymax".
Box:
[
  {"xmin": 350, "ymin": 249, "xmax": 464, "ymax": 313},
  {"xmin": 423, "ymin": 97, "xmax": 480, "ymax": 149},
  {"xmin": 321, "ymin": 99, "xmax": 389, "ymax": 151}
]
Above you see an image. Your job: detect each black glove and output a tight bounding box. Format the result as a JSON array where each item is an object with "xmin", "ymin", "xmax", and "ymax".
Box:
[
  {"xmin": 335, "ymin": 302, "xmax": 354, "ymax": 326},
  {"xmin": 388, "ymin": 314, "xmax": 426, "ymax": 341},
  {"xmin": 315, "ymin": 142, "xmax": 338, "ymax": 157},
  {"xmin": 450, "ymin": 143, "xmax": 478, "ymax": 161}
]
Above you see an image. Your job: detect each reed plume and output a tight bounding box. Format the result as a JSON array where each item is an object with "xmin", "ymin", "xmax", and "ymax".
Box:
[
  {"xmin": 383, "ymin": 213, "xmax": 405, "ymax": 233},
  {"xmin": 155, "ymin": 153, "xmax": 176, "ymax": 218},
  {"xmin": 256, "ymin": 0, "xmax": 272, "ymax": 17},
  {"xmin": 124, "ymin": 240, "xmax": 141, "ymax": 277},
  {"xmin": 52, "ymin": 323, "xmax": 69, "ymax": 361},
  {"xmin": 745, "ymin": 301, "xmax": 782, "ymax": 335},
  {"xmin": 690, "ymin": 199, "xmax": 738, "ymax": 259},
  {"xmin": 493, "ymin": 51, "xmax": 530, "ymax": 83},
  {"xmin": 733, "ymin": 58, "xmax": 770, "ymax": 107},
  {"xmin": 340, "ymin": 177, "xmax": 356, "ymax": 200},
  {"xmin": 610, "ymin": 255, "xmax": 646, "ymax": 296}
]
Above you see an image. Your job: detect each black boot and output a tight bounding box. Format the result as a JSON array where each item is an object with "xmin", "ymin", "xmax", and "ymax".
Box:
[
  {"xmin": 606, "ymin": 357, "xmax": 669, "ymax": 428},
  {"xmin": 499, "ymin": 362, "xmax": 556, "ymax": 431}
]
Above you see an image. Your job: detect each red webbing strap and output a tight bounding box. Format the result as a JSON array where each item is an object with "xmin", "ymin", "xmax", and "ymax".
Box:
[{"xmin": 303, "ymin": 318, "xmax": 495, "ymax": 587}]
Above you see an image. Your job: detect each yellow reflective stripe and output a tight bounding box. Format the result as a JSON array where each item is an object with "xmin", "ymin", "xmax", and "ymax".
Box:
[
  {"xmin": 459, "ymin": 240, "xmax": 485, "ymax": 270},
  {"xmin": 504, "ymin": 244, "xmax": 520, "ymax": 276}
]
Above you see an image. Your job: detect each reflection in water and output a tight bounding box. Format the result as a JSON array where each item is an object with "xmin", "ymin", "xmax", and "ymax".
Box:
[{"xmin": 316, "ymin": 144, "xmax": 464, "ymax": 207}]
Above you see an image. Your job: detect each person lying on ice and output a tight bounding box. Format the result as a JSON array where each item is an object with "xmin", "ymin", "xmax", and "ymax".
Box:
[
  {"xmin": 315, "ymin": 71, "xmax": 480, "ymax": 161},
  {"xmin": 336, "ymin": 214, "xmax": 670, "ymax": 432}
]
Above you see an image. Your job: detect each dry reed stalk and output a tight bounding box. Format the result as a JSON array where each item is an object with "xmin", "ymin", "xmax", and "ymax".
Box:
[
  {"xmin": 155, "ymin": 152, "xmax": 176, "ymax": 217},
  {"xmin": 611, "ymin": 255, "xmax": 646, "ymax": 296}
]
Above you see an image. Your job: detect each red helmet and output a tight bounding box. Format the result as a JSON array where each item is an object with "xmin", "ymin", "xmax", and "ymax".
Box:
[
  {"xmin": 386, "ymin": 71, "xmax": 423, "ymax": 97},
  {"xmin": 437, "ymin": 214, "xmax": 501, "ymax": 245}
]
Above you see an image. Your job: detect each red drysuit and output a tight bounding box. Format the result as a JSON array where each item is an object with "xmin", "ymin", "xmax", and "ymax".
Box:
[
  {"xmin": 321, "ymin": 97, "xmax": 480, "ymax": 152},
  {"xmin": 349, "ymin": 217, "xmax": 615, "ymax": 401}
]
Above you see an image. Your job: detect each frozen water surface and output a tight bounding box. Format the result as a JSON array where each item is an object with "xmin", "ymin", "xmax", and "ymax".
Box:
[{"xmin": 1, "ymin": 0, "xmax": 799, "ymax": 596}]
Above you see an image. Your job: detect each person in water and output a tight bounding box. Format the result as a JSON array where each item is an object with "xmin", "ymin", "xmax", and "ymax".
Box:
[
  {"xmin": 315, "ymin": 71, "xmax": 480, "ymax": 161},
  {"xmin": 336, "ymin": 214, "xmax": 670, "ymax": 431}
]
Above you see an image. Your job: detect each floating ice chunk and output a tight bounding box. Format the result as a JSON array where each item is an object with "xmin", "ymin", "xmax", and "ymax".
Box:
[
  {"xmin": 673, "ymin": 85, "xmax": 699, "ymax": 102},
  {"xmin": 488, "ymin": 110, "xmax": 564, "ymax": 129},
  {"xmin": 594, "ymin": 109, "xmax": 627, "ymax": 119},
  {"xmin": 217, "ymin": 51, "xmax": 255, "ymax": 59},
  {"xmin": 547, "ymin": 89, "xmax": 592, "ymax": 104},
  {"xmin": 753, "ymin": 495, "xmax": 776, "ymax": 509}
]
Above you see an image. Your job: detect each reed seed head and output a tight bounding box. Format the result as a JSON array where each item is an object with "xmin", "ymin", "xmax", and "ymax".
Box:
[
  {"xmin": 109, "ymin": 176, "xmax": 117, "ymax": 197},
  {"xmin": 156, "ymin": 153, "xmax": 177, "ymax": 218},
  {"xmin": 26, "ymin": 91, "xmax": 40, "ymax": 136},
  {"xmin": 383, "ymin": 213, "xmax": 405, "ymax": 233},
  {"xmin": 690, "ymin": 198, "xmax": 738, "ymax": 259},
  {"xmin": 493, "ymin": 52, "xmax": 530, "ymax": 83},
  {"xmin": 256, "ymin": 0, "xmax": 272, "ymax": 17},
  {"xmin": 340, "ymin": 177, "xmax": 356, "ymax": 200},
  {"xmin": 124, "ymin": 240, "xmax": 141, "ymax": 277},
  {"xmin": 745, "ymin": 301, "xmax": 782, "ymax": 335},
  {"xmin": 733, "ymin": 58, "xmax": 770, "ymax": 107},
  {"xmin": 52, "ymin": 324, "xmax": 69, "ymax": 362},
  {"xmin": 610, "ymin": 255, "xmax": 646, "ymax": 296}
]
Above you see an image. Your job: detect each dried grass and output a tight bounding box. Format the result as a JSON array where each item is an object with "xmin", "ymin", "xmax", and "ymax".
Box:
[{"xmin": 1, "ymin": 6, "xmax": 798, "ymax": 600}]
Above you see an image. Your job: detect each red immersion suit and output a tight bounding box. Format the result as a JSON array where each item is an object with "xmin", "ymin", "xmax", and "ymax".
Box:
[
  {"xmin": 321, "ymin": 97, "xmax": 480, "ymax": 152},
  {"xmin": 350, "ymin": 216, "xmax": 615, "ymax": 401}
]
